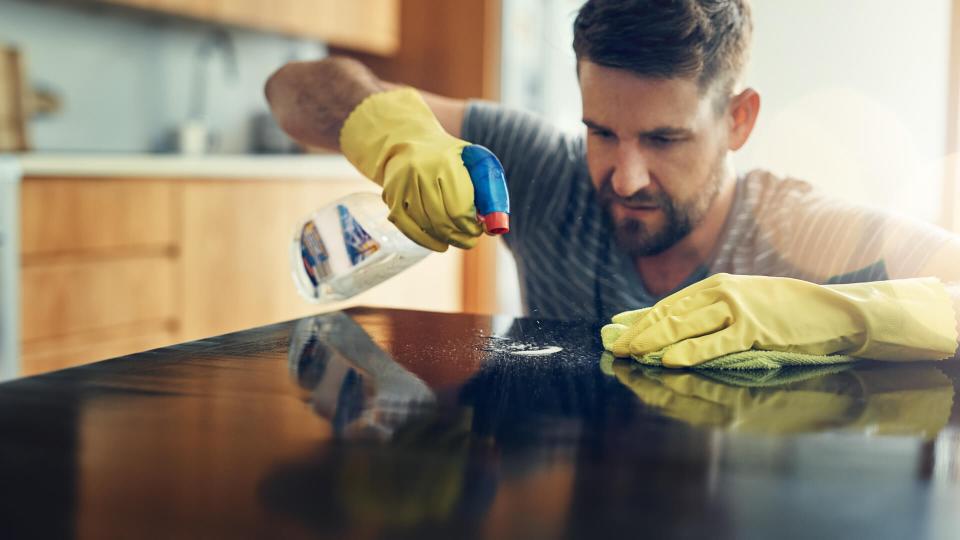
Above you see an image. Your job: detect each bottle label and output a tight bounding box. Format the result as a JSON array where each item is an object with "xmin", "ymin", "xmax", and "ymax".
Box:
[
  {"xmin": 299, "ymin": 221, "xmax": 332, "ymax": 287},
  {"xmin": 338, "ymin": 204, "xmax": 379, "ymax": 265},
  {"xmin": 299, "ymin": 204, "xmax": 379, "ymax": 287}
]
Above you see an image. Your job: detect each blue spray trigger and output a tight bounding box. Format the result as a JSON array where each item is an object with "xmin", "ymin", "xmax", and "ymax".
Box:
[{"xmin": 461, "ymin": 144, "xmax": 510, "ymax": 234}]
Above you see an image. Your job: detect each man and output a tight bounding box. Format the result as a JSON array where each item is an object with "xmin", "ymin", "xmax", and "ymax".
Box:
[{"xmin": 265, "ymin": 0, "xmax": 960, "ymax": 367}]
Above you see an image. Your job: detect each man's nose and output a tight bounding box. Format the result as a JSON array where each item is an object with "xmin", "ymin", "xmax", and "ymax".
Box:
[{"xmin": 610, "ymin": 144, "xmax": 651, "ymax": 197}]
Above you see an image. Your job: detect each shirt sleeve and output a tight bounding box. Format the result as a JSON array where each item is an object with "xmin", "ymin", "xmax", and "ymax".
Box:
[
  {"xmin": 461, "ymin": 101, "xmax": 587, "ymax": 240},
  {"xmin": 745, "ymin": 171, "xmax": 956, "ymax": 283}
]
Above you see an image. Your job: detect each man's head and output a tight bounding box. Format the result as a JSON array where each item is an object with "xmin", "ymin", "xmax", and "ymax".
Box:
[{"xmin": 573, "ymin": 0, "xmax": 759, "ymax": 256}]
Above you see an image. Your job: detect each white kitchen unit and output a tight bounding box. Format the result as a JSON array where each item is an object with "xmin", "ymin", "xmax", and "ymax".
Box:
[{"xmin": 0, "ymin": 156, "xmax": 20, "ymax": 380}]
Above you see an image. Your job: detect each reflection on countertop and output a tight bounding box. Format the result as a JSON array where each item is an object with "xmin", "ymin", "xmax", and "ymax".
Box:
[
  {"xmin": 269, "ymin": 309, "xmax": 960, "ymax": 539},
  {"xmin": 287, "ymin": 313, "xmax": 438, "ymax": 440},
  {"xmin": 2, "ymin": 307, "xmax": 960, "ymax": 538},
  {"xmin": 603, "ymin": 354, "xmax": 954, "ymax": 438},
  {"xmin": 291, "ymin": 311, "xmax": 956, "ymax": 445}
]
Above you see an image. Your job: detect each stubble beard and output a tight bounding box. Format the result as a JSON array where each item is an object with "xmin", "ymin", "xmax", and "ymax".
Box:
[{"xmin": 600, "ymin": 156, "xmax": 726, "ymax": 257}]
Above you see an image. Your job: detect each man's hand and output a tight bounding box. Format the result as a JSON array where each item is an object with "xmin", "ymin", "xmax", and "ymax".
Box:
[
  {"xmin": 340, "ymin": 88, "xmax": 485, "ymax": 252},
  {"xmin": 265, "ymin": 58, "xmax": 489, "ymax": 252},
  {"xmin": 601, "ymin": 273, "xmax": 957, "ymax": 368}
]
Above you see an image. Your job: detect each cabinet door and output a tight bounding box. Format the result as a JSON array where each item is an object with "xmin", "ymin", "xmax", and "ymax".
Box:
[
  {"xmin": 22, "ymin": 256, "xmax": 177, "ymax": 343},
  {"xmin": 21, "ymin": 256, "xmax": 178, "ymax": 374},
  {"xmin": 179, "ymin": 178, "xmax": 464, "ymax": 343},
  {"xmin": 20, "ymin": 178, "xmax": 180, "ymax": 375}
]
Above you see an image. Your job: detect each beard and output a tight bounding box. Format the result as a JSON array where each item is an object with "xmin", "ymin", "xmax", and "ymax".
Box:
[{"xmin": 598, "ymin": 156, "xmax": 726, "ymax": 257}]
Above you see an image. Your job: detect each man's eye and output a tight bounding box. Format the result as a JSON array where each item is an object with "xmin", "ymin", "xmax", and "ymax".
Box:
[
  {"xmin": 591, "ymin": 129, "xmax": 614, "ymax": 140},
  {"xmin": 648, "ymin": 135, "xmax": 676, "ymax": 146}
]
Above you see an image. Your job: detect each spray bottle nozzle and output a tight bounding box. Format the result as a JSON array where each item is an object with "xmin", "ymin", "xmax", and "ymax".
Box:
[{"xmin": 461, "ymin": 145, "xmax": 510, "ymax": 235}]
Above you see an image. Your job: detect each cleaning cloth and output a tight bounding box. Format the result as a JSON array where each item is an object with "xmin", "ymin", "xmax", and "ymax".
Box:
[{"xmin": 601, "ymin": 323, "xmax": 859, "ymax": 370}]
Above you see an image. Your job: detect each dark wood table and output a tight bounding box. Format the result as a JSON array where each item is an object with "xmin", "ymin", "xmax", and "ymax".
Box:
[{"xmin": 1, "ymin": 307, "xmax": 959, "ymax": 539}]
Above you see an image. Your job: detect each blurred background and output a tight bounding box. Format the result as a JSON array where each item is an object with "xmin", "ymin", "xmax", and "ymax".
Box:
[{"xmin": 1, "ymin": 0, "xmax": 959, "ymax": 377}]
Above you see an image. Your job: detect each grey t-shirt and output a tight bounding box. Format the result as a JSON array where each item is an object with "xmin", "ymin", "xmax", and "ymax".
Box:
[{"xmin": 461, "ymin": 101, "xmax": 955, "ymax": 321}]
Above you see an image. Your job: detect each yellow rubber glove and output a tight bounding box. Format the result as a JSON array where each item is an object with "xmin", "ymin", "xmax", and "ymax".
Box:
[
  {"xmin": 340, "ymin": 87, "xmax": 484, "ymax": 251},
  {"xmin": 606, "ymin": 358, "xmax": 952, "ymax": 438},
  {"xmin": 603, "ymin": 273, "xmax": 957, "ymax": 368}
]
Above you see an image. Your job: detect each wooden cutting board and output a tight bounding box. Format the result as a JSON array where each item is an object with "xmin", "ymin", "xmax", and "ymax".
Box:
[{"xmin": 0, "ymin": 46, "xmax": 29, "ymax": 152}]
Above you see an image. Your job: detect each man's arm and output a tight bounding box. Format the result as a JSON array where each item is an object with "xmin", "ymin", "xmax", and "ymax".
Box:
[
  {"xmin": 742, "ymin": 180, "xmax": 960, "ymax": 345},
  {"xmin": 264, "ymin": 55, "xmax": 486, "ymax": 252},
  {"xmin": 602, "ymin": 192, "xmax": 960, "ymax": 366},
  {"xmin": 264, "ymin": 56, "xmax": 467, "ymax": 150}
]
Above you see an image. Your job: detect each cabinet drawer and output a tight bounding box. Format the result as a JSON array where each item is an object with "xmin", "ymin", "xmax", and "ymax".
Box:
[
  {"xmin": 22, "ymin": 256, "xmax": 176, "ymax": 342},
  {"xmin": 21, "ymin": 178, "xmax": 177, "ymax": 257}
]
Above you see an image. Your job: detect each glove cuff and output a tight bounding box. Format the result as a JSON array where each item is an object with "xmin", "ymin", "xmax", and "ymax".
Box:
[
  {"xmin": 339, "ymin": 87, "xmax": 451, "ymax": 185},
  {"xmin": 832, "ymin": 277, "xmax": 958, "ymax": 361}
]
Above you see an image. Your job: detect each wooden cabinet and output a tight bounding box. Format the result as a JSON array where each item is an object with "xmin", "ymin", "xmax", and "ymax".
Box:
[
  {"xmin": 22, "ymin": 256, "xmax": 177, "ymax": 343},
  {"xmin": 176, "ymin": 178, "xmax": 464, "ymax": 342},
  {"xmin": 98, "ymin": 0, "xmax": 399, "ymax": 55},
  {"xmin": 20, "ymin": 256, "xmax": 179, "ymax": 376},
  {"xmin": 19, "ymin": 178, "xmax": 180, "ymax": 374},
  {"xmin": 21, "ymin": 178, "xmax": 177, "ymax": 256},
  {"xmin": 20, "ymin": 174, "xmax": 465, "ymax": 375},
  {"xmin": 309, "ymin": 1, "xmax": 400, "ymax": 57}
]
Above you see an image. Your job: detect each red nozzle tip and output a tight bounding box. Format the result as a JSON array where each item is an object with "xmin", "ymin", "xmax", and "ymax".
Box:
[{"xmin": 480, "ymin": 212, "xmax": 510, "ymax": 235}]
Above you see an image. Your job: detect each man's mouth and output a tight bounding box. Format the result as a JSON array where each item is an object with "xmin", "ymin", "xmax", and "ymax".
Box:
[{"xmin": 615, "ymin": 201, "xmax": 659, "ymax": 211}]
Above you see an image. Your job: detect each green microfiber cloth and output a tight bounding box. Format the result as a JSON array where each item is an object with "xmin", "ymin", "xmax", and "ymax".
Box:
[
  {"xmin": 633, "ymin": 348, "xmax": 859, "ymax": 370},
  {"xmin": 599, "ymin": 350, "xmax": 858, "ymax": 378},
  {"xmin": 689, "ymin": 363, "xmax": 856, "ymax": 386},
  {"xmin": 600, "ymin": 323, "xmax": 860, "ymax": 370}
]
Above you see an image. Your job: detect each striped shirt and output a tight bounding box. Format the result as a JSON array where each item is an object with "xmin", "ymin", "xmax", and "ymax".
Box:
[{"xmin": 462, "ymin": 101, "xmax": 956, "ymax": 320}]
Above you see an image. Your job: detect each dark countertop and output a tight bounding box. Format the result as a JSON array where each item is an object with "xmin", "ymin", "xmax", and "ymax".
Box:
[{"xmin": 1, "ymin": 307, "xmax": 959, "ymax": 539}]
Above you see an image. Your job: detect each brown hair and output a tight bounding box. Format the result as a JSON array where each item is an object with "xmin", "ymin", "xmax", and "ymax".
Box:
[{"xmin": 573, "ymin": 0, "xmax": 752, "ymax": 103}]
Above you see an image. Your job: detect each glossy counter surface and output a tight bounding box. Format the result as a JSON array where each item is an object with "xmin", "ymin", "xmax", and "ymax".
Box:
[{"xmin": 0, "ymin": 307, "xmax": 958, "ymax": 539}]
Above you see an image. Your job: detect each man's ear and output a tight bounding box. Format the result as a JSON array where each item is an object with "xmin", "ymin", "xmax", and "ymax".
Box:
[{"xmin": 727, "ymin": 88, "xmax": 760, "ymax": 151}]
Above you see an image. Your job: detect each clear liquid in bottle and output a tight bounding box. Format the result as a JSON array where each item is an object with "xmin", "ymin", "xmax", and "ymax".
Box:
[{"xmin": 291, "ymin": 192, "xmax": 431, "ymax": 303}]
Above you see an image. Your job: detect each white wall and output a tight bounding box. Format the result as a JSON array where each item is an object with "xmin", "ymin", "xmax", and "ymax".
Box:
[
  {"xmin": 496, "ymin": 0, "xmax": 954, "ymax": 315},
  {"xmin": 739, "ymin": 0, "xmax": 951, "ymax": 222},
  {"xmin": 0, "ymin": 0, "xmax": 326, "ymax": 153},
  {"xmin": 497, "ymin": 0, "xmax": 582, "ymax": 316},
  {"xmin": 501, "ymin": 0, "xmax": 583, "ymax": 133}
]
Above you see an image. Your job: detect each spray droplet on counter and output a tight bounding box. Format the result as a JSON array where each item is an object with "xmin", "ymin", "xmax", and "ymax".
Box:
[
  {"xmin": 510, "ymin": 346, "xmax": 563, "ymax": 356},
  {"xmin": 479, "ymin": 338, "xmax": 563, "ymax": 357}
]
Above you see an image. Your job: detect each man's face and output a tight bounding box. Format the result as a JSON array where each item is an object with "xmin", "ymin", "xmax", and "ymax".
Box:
[{"xmin": 579, "ymin": 61, "xmax": 731, "ymax": 256}]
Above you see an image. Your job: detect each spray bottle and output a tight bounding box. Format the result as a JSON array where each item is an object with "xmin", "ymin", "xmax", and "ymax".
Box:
[{"xmin": 291, "ymin": 145, "xmax": 510, "ymax": 303}]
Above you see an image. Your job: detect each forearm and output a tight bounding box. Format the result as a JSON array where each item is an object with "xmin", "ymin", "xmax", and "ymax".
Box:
[{"xmin": 264, "ymin": 56, "xmax": 387, "ymax": 151}]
